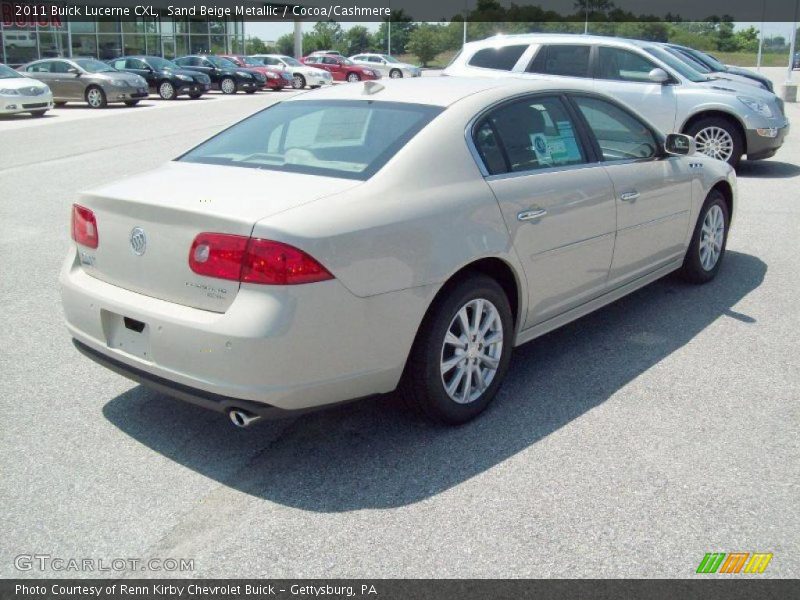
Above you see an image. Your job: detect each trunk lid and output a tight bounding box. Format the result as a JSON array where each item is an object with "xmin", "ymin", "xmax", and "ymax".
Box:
[{"xmin": 77, "ymin": 162, "xmax": 360, "ymax": 312}]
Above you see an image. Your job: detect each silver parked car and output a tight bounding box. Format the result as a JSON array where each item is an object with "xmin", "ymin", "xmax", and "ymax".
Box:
[
  {"xmin": 444, "ymin": 34, "xmax": 789, "ymax": 167},
  {"xmin": 61, "ymin": 77, "xmax": 735, "ymax": 427},
  {"xmin": 350, "ymin": 53, "xmax": 422, "ymax": 78},
  {"xmin": 20, "ymin": 58, "xmax": 148, "ymax": 108}
]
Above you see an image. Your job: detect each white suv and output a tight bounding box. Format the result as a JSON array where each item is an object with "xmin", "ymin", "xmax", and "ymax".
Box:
[{"xmin": 444, "ymin": 34, "xmax": 789, "ymax": 167}]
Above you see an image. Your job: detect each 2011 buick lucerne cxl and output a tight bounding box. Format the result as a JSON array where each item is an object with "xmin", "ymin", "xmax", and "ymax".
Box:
[{"xmin": 60, "ymin": 78, "xmax": 736, "ymax": 427}]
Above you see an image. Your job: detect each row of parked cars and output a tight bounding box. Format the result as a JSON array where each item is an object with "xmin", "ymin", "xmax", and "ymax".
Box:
[{"xmin": 0, "ymin": 51, "xmax": 422, "ymax": 118}]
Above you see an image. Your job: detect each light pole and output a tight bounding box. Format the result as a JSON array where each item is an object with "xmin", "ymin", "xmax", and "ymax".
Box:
[
  {"xmin": 787, "ymin": 0, "xmax": 798, "ymax": 84},
  {"xmin": 756, "ymin": 0, "xmax": 766, "ymax": 71},
  {"xmin": 463, "ymin": 0, "xmax": 468, "ymax": 46},
  {"xmin": 584, "ymin": 1, "xmax": 590, "ymax": 35}
]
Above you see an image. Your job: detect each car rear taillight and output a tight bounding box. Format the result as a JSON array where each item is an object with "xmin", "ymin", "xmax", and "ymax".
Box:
[
  {"xmin": 71, "ymin": 204, "xmax": 99, "ymax": 249},
  {"xmin": 189, "ymin": 233, "xmax": 333, "ymax": 285}
]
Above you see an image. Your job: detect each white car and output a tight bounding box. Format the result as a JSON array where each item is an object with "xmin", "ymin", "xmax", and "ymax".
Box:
[
  {"xmin": 61, "ymin": 77, "xmax": 735, "ymax": 428},
  {"xmin": 0, "ymin": 63, "xmax": 53, "ymax": 117},
  {"xmin": 350, "ymin": 53, "xmax": 421, "ymax": 78},
  {"xmin": 250, "ymin": 54, "xmax": 332, "ymax": 89},
  {"xmin": 444, "ymin": 33, "xmax": 789, "ymax": 167}
]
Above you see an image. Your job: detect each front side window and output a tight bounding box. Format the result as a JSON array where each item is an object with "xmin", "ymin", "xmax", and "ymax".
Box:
[
  {"xmin": 527, "ymin": 44, "xmax": 590, "ymax": 78},
  {"xmin": 573, "ymin": 96, "xmax": 658, "ymax": 161},
  {"xmin": 179, "ymin": 100, "xmax": 442, "ymax": 180},
  {"xmin": 111, "ymin": 59, "xmax": 127, "ymax": 70},
  {"xmin": 474, "ymin": 96, "xmax": 586, "ymax": 175},
  {"xmin": 468, "ymin": 44, "xmax": 528, "ymax": 71},
  {"xmin": 596, "ymin": 47, "xmax": 659, "ymax": 82}
]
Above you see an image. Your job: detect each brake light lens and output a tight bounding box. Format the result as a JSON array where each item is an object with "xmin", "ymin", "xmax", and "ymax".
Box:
[
  {"xmin": 71, "ymin": 204, "xmax": 99, "ymax": 249},
  {"xmin": 189, "ymin": 233, "xmax": 333, "ymax": 285}
]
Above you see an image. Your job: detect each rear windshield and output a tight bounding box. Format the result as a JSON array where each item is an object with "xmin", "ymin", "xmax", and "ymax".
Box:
[{"xmin": 179, "ymin": 100, "xmax": 442, "ymax": 180}]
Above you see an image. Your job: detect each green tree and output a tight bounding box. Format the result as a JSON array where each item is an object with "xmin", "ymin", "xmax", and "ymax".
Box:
[
  {"xmin": 245, "ymin": 36, "xmax": 269, "ymax": 55},
  {"xmin": 304, "ymin": 21, "xmax": 345, "ymax": 54},
  {"xmin": 344, "ymin": 25, "xmax": 372, "ymax": 55},
  {"xmin": 375, "ymin": 9, "xmax": 417, "ymax": 55},
  {"xmin": 734, "ymin": 26, "xmax": 759, "ymax": 53},
  {"xmin": 407, "ymin": 23, "xmax": 444, "ymax": 66},
  {"xmin": 275, "ymin": 33, "xmax": 295, "ymax": 56}
]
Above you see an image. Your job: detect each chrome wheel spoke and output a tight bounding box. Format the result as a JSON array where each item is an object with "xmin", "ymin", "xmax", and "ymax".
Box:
[{"xmin": 441, "ymin": 297, "xmax": 504, "ymax": 404}]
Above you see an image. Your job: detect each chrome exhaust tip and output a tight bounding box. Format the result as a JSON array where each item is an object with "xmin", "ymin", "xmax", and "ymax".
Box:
[{"xmin": 228, "ymin": 409, "xmax": 261, "ymax": 428}]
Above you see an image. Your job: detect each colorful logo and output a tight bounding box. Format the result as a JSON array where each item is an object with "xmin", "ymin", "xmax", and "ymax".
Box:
[{"xmin": 696, "ymin": 552, "xmax": 773, "ymax": 574}]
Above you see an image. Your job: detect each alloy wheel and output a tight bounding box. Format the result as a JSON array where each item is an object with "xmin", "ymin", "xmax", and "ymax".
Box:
[
  {"xmin": 292, "ymin": 75, "xmax": 304, "ymax": 89},
  {"xmin": 440, "ymin": 298, "xmax": 503, "ymax": 404},
  {"xmin": 347, "ymin": 73, "xmax": 360, "ymax": 82},
  {"xmin": 699, "ymin": 205, "xmax": 725, "ymax": 271},
  {"xmin": 390, "ymin": 69, "xmax": 402, "ymax": 79},
  {"xmin": 86, "ymin": 88, "xmax": 103, "ymax": 108},
  {"xmin": 694, "ymin": 126, "xmax": 734, "ymax": 162},
  {"xmin": 221, "ymin": 78, "xmax": 236, "ymax": 94},
  {"xmin": 159, "ymin": 81, "xmax": 175, "ymax": 99}
]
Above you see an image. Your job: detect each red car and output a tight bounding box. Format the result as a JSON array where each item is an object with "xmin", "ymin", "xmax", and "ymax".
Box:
[
  {"xmin": 301, "ymin": 54, "xmax": 381, "ymax": 82},
  {"xmin": 219, "ymin": 55, "xmax": 290, "ymax": 90}
]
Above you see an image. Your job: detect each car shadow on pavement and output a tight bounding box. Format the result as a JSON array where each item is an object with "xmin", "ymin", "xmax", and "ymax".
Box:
[
  {"xmin": 103, "ymin": 251, "xmax": 766, "ymax": 512},
  {"xmin": 737, "ymin": 160, "xmax": 800, "ymax": 179}
]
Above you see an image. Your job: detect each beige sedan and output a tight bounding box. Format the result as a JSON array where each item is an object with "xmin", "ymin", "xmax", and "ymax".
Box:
[{"xmin": 60, "ymin": 77, "xmax": 735, "ymax": 427}]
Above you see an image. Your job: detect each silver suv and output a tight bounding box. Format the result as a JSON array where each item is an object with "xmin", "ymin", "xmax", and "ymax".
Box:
[{"xmin": 444, "ymin": 34, "xmax": 789, "ymax": 167}]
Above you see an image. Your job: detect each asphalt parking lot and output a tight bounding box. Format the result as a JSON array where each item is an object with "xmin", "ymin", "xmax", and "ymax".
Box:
[{"xmin": 1, "ymin": 68, "xmax": 798, "ymax": 579}]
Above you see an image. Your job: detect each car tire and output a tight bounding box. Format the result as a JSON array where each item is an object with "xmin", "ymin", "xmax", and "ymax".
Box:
[
  {"xmin": 188, "ymin": 92, "xmax": 203, "ymax": 99},
  {"xmin": 399, "ymin": 274, "xmax": 513, "ymax": 425},
  {"xmin": 30, "ymin": 110, "xmax": 47, "ymax": 117},
  {"xmin": 220, "ymin": 77, "xmax": 237, "ymax": 94},
  {"xmin": 685, "ymin": 116, "xmax": 743, "ymax": 169},
  {"xmin": 292, "ymin": 74, "xmax": 305, "ymax": 89},
  {"xmin": 158, "ymin": 81, "xmax": 176, "ymax": 100},
  {"xmin": 85, "ymin": 86, "xmax": 107, "ymax": 109},
  {"xmin": 346, "ymin": 72, "xmax": 361, "ymax": 83},
  {"xmin": 679, "ymin": 189, "xmax": 730, "ymax": 284},
  {"xmin": 54, "ymin": 101, "xmax": 66, "ymax": 107},
  {"xmin": 245, "ymin": 89, "xmax": 257, "ymax": 94},
  {"xmin": 310, "ymin": 85, "xmax": 321, "ymax": 89},
  {"xmin": 123, "ymin": 100, "xmax": 140, "ymax": 107},
  {"xmin": 389, "ymin": 69, "xmax": 403, "ymax": 79}
]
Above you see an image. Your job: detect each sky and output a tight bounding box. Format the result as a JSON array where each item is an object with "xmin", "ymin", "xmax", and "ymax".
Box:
[{"xmin": 245, "ymin": 21, "xmax": 796, "ymax": 44}]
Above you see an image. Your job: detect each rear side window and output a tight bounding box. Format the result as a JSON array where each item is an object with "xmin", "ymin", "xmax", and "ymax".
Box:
[
  {"xmin": 180, "ymin": 100, "xmax": 442, "ymax": 181},
  {"xmin": 527, "ymin": 45, "xmax": 591, "ymax": 78},
  {"xmin": 596, "ymin": 47, "xmax": 658, "ymax": 82},
  {"xmin": 468, "ymin": 44, "xmax": 528, "ymax": 71},
  {"xmin": 474, "ymin": 96, "xmax": 586, "ymax": 174},
  {"xmin": 573, "ymin": 96, "xmax": 658, "ymax": 161}
]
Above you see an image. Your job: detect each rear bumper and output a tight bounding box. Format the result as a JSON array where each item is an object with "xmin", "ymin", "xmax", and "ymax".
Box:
[
  {"xmin": 745, "ymin": 121, "xmax": 790, "ymax": 160},
  {"xmin": 60, "ymin": 251, "xmax": 432, "ymax": 413}
]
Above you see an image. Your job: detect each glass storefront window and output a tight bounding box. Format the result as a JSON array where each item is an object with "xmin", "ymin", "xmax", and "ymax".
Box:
[
  {"xmin": 3, "ymin": 27, "xmax": 38, "ymax": 65},
  {"xmin": 145, "ymin": 35, "xmax": 160, "ymax": 55},
  {"xmin": 98, "ymin": 20, "xmax": 120, "ymax": 34},
  {"xmin": 124, "ymin": 34, "xmax": 146, "ymax": 55},
  {"xmin": 190, "ymin": 35, "xmax": 209, "ymax": 54},
  {"xmin": 174, "ymin": 35, "xmax": 188, "ymax": 58},
  {"xmin": 122, "ymin": 19, "xmax": 145, "ymax": 34},
  {"xmin": 210, "ymin": 35, "xmax": 227, "ymax": 54},
  {"xmin": 72, "ymin": 34, "xmax": 97, "ymax": 58},
  {"xmin": 38, "ymin": 32, "xmax": 68, "ymax": 58},
  {"xmin": 97, "ymin": 34, "xmax": 122, "ymax": 59},
  {"xmin": 189, "ymin": 18, "xmax": 207, "ymax": 35},
  {"xmin": 71, "ymin": 21, "xmax": 97, "ymax": 34}
]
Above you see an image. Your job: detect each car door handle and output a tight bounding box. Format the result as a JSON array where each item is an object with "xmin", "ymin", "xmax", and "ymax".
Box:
[
  {"xmin": 620, "ymin": 191, "xmax": 640, "ymax": 202},
  {"xmin": 517, "ymin": 208, "xmax": 547, "ymax": 222}
]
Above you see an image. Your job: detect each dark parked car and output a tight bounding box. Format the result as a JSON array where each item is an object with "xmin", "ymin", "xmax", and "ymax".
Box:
[
  {"xmin": 665, "ymin": 43, "xmax": 774, "ymax": 92},
  {"xmin": 219, "ymin": 55, "xmax": 292, "ymax": 90},
  {"xmin": 107, "ymin": 56, "xmax": 210, "ymax": 100},
  {"xmin": 173, "ymin": 55, "xmax": 264, "ymax": 94}
]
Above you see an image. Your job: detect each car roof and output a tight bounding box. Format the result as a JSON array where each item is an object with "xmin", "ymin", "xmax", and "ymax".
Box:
[
  {"xmin": 468, "ymin": 33, "xmax": 651, "ymax": 50},
  {"xmin": 286, "ymin": 75, "xmax": 598, "ymax": 107}
]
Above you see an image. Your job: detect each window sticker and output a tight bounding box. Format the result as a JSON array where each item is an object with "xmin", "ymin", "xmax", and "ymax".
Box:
[{"xmin": 530, "ymin": 133, "xmax": 553, "ymax": 165}]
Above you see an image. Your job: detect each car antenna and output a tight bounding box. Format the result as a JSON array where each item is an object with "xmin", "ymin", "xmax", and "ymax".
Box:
[{"xmin": 362, "ymin": 81, "xmax": 384, "ymax": 95}]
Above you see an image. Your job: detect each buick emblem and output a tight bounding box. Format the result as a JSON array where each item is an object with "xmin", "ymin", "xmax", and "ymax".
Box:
[{"xmin": 129, "ymin": 227, "xmax": 147, "ymax": 256}]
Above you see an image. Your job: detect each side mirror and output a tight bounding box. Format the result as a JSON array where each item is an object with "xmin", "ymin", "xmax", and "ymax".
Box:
[
  {"xmin": 67, "ymin": 67, "xmax": 80, "ymax": 75},
  {"xmin": 648, "ymin": 68, "xmax": 670, "ymax": 84},
  {"xmin": 664, "ymin": 133, "xmax": 695, "ymax": 156}
]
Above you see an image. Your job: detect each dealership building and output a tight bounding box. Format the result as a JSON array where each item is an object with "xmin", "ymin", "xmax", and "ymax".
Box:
[{"xmin": 0, "ymin": 1, "xmax": 280, "ymax": 66}]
